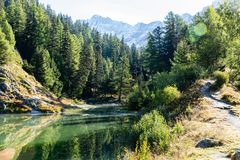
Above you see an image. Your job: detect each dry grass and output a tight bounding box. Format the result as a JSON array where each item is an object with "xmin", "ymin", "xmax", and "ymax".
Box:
[
  {"xmin": 159, "ymin": 82, "xmax": 240, "ymax": 160},
  {"xmin": 220, "ymin": 85, "xmax": 240, "ymax": 105}
]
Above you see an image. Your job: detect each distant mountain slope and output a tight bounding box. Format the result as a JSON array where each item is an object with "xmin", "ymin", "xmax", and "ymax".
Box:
[
  {"xmin": 83, "ymin": 15, "xmax": 163, "ymax": 47},
  {"xmin": 82, "ymin": 14, "xmax": 193, "ymax": 47}
]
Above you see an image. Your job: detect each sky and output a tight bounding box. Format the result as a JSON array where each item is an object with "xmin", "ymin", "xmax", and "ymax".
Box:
[{"xmin": 38, "ymin": 0, "xmax": 215, "ymax": 25}]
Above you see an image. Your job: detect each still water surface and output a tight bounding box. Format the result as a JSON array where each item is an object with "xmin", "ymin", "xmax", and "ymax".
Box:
[{"xmin": 0, "ymin": 106, "xmax": 136, "ymax": 160}]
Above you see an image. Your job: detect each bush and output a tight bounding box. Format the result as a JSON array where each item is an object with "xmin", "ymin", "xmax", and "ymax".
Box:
[
  {"xmin": 210, "ymin": 71, "xmax": 229, "ymax": 90},
  {"xmin": 127, "ymin": 86, "xmax": 155, "ymax": 111},
  {"xmin": 171, "ymin": 122, "xmax": 184, "ymax": 136},
  {"xmin": 155, "ymin": 86, "xmax": 181, "ymax": 106},
  {"xmin": 133, "ymin": 110, "xmax": 171, "ymax": 153},
  {"xmin": 150, "ymin": 72, "xmax": 175, "ymax": 91},
  {"xmin": 172, "ymin": 64, "xmax": 203, "ymax": 91}
]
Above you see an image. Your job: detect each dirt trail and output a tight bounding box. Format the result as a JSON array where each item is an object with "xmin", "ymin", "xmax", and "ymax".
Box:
[
  {"xmin": 201, "ymin": 80, "xmax": 240, "ymax": 159},
  {"xmin": 201, "ymin": 80, "xmax": 240, "ymax": 133}
]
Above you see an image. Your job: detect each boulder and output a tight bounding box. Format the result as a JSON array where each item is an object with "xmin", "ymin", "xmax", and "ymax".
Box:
[
  {"xmin": 0, "ymin": 82, "xmax": 11, "ymax": 92},
  {"xmin": 0, "ymin": 102, "xmax": 6, "ymax": 110},
  {"xmin": 196, "ymin": 138, "xmax": 223, "ymax": 148},
  {"xmin": 232, "ymin": 149, "xmax": 240, "ymax": 160},
  {"xmin": 24, "ymin": 97, "xmax": 42, "ymax": 108}
]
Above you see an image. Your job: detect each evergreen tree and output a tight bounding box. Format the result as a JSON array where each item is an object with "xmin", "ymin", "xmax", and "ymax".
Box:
[
  {"xmin": 73, "ymin": 30, "xmax": 95, "ymax": 98},
  {"xmin": 31, "ymin": 47, "xmax": 56, "ymax": 89},
  {"xmin": 5, "ymin": 0, "xmax": 15, "ymax": 26},
  {"xmin": 130, "ymin": 43, "xmax": 140, "ymax": 79},
  {"xmin": 92, "ymin": 30, "xmax": 104, "ymax": 95},
  {"xmin": 172, "ymin": 39, "xmax": 193, "ymax": 66},
  {"xmin": 115, "ymin": 54, "xmax": 132, "ymax": 101},
  {"xmin": 163, "ymin": 12, "xmax": 187, "ymax": 71},
  {"xmin": 14, "ymin": 0, "xmax": 27, "ymax": 37},
  {"xmin": 0, "ymin": 28, "xmax": 13, "ymax": 65},
  {"xmin": 60, "ymin": 29, "xmax": 81, "ymax": 94},
  {"xmin": 0, "ymin": 9, "xmax": 15, "ymax": 46},
  {"xmin": 144, "ymin": 26, "xmax": 166, "ymax": 75}
]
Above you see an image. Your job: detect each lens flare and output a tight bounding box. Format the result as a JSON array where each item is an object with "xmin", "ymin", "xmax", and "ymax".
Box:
[{"xmin": 193, "ymin": 23, "xmax": 208, "ymax": 36}]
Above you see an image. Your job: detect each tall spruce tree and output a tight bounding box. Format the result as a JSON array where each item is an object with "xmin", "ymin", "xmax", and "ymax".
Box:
[
  {"xmin": 116, "ymin": 54, "xmax": 132, "ymax": 101},
  {"xmin": 0, "ymin": 28, "xmax": 13, "ymax": 65},
  {"xmin": 73, "ymin": 29, "xmax": 95, "ymax": 98},
  {"xmin": 172, "ymin": 39, "xmax": 192, "ymax": 66},
  {"xmin": 31, "ymin": 48, "xmax": 56, "ymax": 89},
  {"xmin": 145, "ymin": 26, "xmax": 166, "ymax": 75},
  {"xmin": 0, "ymin": 9, "xmax": 15, "ymax": 46},
  {"xmin": 163, "ymin": 12, "xmax": 187, "ymax": 71}
]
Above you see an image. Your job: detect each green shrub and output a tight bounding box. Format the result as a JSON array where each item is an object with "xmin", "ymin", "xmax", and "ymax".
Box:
[
  {"xmin": 155, "ymin": 86, "xmax": 181, "ymax": 106},
  {"xmin": 150, "ymin": 72, "xmax": 175, "ymax": 91},
  {"xmin": 135, "ymin": 136, "xmax": 151, "ymax": 160},
  {"xmin": 172, "ymin": 64, "xmax": 203, "ymax": 91},
  {"xmin": 210, "ymin": 71, "xmax": 229, "ymax": 90},
  {"xmin": 133, "ymin": 110, "xmax": 171, "ymax": 153},
  {"xmin": 22, "ymin": 60, "xmax": 34, "ymax": 75},
  {"xmin": 127, "ymin": 86, "xmax": 155, "ymax": 110},
  {"xmin": 171, "ymin": 122, "xmax": 184, "ymax": 136}
]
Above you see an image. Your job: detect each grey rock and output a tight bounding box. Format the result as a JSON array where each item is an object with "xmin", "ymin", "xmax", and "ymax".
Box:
[
  {"xmin": 0, "ymin": 102, "xmax": 6, "ymax": 110},
  {"xmin": 13, "ymin": 90, "xmax": 24, "ymax": 99},
  {"xmin": 0, "ymin": 82, "xmax": 11, "ymax": 92},
  {"xmin": 24, "ymin": 97, "xmax": 42, "ymax": 108},
  {"xmin": 196, "ymin": 138, "xmax": 223, "ymax": 148},
  {"xmin": 232, "ymin": 149, "xmax": 240, "ymax": 160},
  {"xmin": 0, "ymin": 91, "xmax": 5, "ymax": 96}
]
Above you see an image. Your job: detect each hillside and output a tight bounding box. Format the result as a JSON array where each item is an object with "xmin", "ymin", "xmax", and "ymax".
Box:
[{"xmin": 0, "ymin": 63, "xmax": 63, "ymax": 113}]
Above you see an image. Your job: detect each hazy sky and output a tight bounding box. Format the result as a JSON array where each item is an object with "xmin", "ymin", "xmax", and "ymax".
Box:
[{"xmin": 38, "ymin": 0, "xmax": 215, "ymax": 25}]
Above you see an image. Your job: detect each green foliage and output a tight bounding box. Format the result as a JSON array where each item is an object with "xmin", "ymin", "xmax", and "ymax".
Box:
[
  {"xmin": 73, "ymin": 34, "xmax": 95, "ymax": 98},
  {"xmin": 31, "ymin": 47, "xmax": 60, "ymax": 90},
  {"xmin": 155, "ymin": 86, "xmax": 181, "ymax": 106},
  {"xmin": 171, "ymin": 122, "xmax": 184, "ymax": 136},
  {"xmin": 172, "ymin": 39, "xmax": 195, "ymax": 66},
  {"xmin": 151, "ymin": 72, "xmax": 176, "ymax": 91},
  {"xmin": 133, "ymin": 110, "xmax": 171, "ymax": 153},
  {"xmin": 115, "ymin": 53, "xmax": 132, "ymax": 101},
  {"xmin": 0, "ymin": 28, "xmax": 13, "ymax": 65},
  {"xmin": 135, "ymin": 136, "xmax": 151, "ymax": 160},
  {"xmin": 196, "ymin": 7, "xmax": 227, "ymax": 71},
  {"xmin": 172, "ymin": 64, "xmax": 203, "ymax": 90},
  {"xmin": 22, "ymin": 60, "xmax": 34, "ymax": 74},
  {"xmin": 0, "ymin": 9, "xmax": 15, "ymax": 46},
  {"xmin": 210, "ymin": 71, "xmax": 229, "ymax": 90},
  {"xmin": 127, "ymin": 85, "xmax": 154, "ymax": 111}
]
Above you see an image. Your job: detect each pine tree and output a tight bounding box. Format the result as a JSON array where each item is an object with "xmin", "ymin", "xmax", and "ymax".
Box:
[
  {"xmin": 0, "ymin": 28, "xmax": 13, "ymax": 65},
  {"xmin": 48, "ymin": 17, "xmax": 63, "ymax": 59},
  {"xmin": 14, "ymin": 0, "xmax": 27, "ymax": 36},
  {"xmin": 0, "ymin": 9, "xmax": 15, "ymax": 46},
  {"xmin": 23, "ymin": 3, "xmax": 49, "ymax": 60},
  {"xmin": 163, "ymin": 12, "xmax": 187, "ymax": 71},
  {"xmin": 144, "ymin": 26, "xmax": 166, "ymax": 74},
  {"xmin": 31, "ymin": 47, "xmax": 56, "ymax": 89},
  {"xmin": 60, "ymin": 29, "xmax": 81, "ymax": 94},
  {"xmin": 116, "ymin": 54, "xmax": 132, "ymax": 101},
  {"xmin": 74, "ymin": 33, "xmax": 95, "ymax": 98},
  {"xmin": 172, "ymin": 39, "xmax": 192, "ymax": 66},
  {"xmin": 91, "ymin": 30, "xmax": 104, "ymax": 95},
  {"xmin": 130, "ymin": 43, "xmax": 140, "ymax": 79},
  {"xmin": 5, "ymin": 0, "xmax": 15, "ymax": 27}
]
